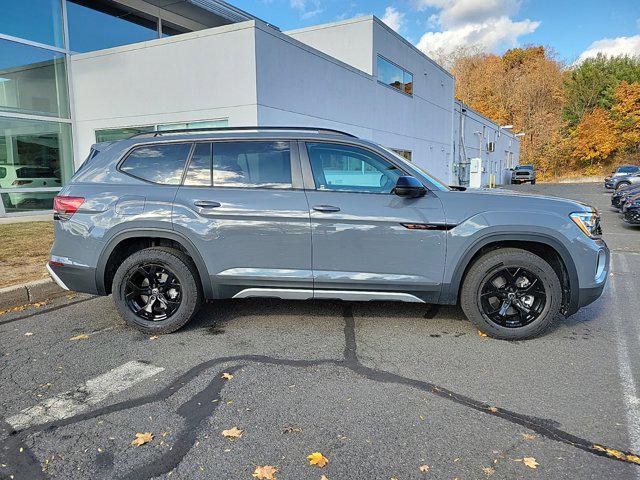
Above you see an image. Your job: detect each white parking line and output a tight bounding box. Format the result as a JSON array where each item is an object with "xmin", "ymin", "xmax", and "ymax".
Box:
[
  {"xmin": 610, "ymin": 254, "xmax": 640, "ymax": 461},
  {"xmin": 6, "ymin": 361, "xmax": 164, "ymax": 430}
]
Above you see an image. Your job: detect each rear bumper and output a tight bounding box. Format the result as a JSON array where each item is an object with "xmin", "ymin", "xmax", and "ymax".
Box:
[{"xmin": 47, "ymin": 262, "xmax": 99, "ymax": 295}]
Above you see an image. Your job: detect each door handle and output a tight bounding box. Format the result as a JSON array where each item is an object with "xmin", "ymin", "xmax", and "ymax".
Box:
[
  {"xmin": 193, "ymin": 200, "xmax": 221, "ymax": 208},
  {"xmin": 312, "ymin": 205, "xmax": 341, "ymax": 213}
]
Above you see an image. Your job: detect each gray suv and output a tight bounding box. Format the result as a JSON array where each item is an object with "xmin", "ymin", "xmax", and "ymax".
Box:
[
  {"xmin": 510, "ymin": 165, "xmax": 536, "ymax": 184},
  {"xmin": 48, "ymin": 127, "xmax": 609, "ymax": 340}
]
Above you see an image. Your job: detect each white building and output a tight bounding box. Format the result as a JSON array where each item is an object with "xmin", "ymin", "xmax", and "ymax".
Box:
[{"xmin": 0, "ymin": 0, "xmax": 519, "ymax": 218}]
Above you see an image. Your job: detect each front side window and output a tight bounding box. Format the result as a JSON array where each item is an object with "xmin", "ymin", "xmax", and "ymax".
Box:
[
  {"xmin": 306, "ymin": 143, "xmax": 402, "ymax": 194},
  {"xmin": 120, "ymin": 143, "xmax": 191, "ymax": 185},
  {"xmin": 377, "ymin": 56, "xmax": 413, "ymax": 96},
  {"xmin": 211, "ymin": 141, "xmax": 292, "ymax": 189}
]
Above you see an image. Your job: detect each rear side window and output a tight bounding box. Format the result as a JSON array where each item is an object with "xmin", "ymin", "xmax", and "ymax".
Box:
[
  {"xmin": 184, "ymin": 143, "xmax": 212, "ymax": 186},
  {"xmin": 211, "ymin": 141, "xmax": 292, "ymax": 188},
  {"xmin": 120, "ymin": 143, "xmax": 192, "ymax": 184}
]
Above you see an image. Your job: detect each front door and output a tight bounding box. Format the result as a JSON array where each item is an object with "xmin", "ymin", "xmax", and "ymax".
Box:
[
  {"xmin": 301, "ymin": 141, "xmax": 447, "ymax": 302},
  {"xmin": 172, "ymin": 140, "xmax": 312, "ymax": 298}
]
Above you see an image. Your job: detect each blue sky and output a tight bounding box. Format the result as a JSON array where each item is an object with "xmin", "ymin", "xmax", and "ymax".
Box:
[{"xmin": 232, "ymin": 0, "xmax": 640, "ymax": 64}]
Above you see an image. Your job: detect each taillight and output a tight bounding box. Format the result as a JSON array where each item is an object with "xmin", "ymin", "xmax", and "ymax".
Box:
[
  {"xmin": 12, "ymin": 179, "xmax": 32, "ymax": 186},
  {"xmin": 53, "ymin": 196, "xmax": 84, "ymax": 219}
]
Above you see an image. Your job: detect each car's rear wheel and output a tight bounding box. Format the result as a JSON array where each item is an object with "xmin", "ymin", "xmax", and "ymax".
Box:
[
  {"xmin": 617, "ymin": 181, "xmax": 631, "ymax": 190},
  {"xmin": 460, "ymin": 248, "xmax": 562, "ymax": 340},
  {"xmin": 112, "ymin": 247, "xmax": 202, "ymax": 334}
]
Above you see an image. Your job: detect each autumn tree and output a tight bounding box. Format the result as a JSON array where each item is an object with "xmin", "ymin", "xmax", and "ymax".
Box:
[
  {"xmin": 571, "ymin": 107, "xmax": 621, "ymax": 166},
  {"xmin": 612, "ymin": 81, "xmax": 640, "ymax": 150},
  {"xmin": 450, "ymin": 46, "xmax": 564, "ymax": 176}
]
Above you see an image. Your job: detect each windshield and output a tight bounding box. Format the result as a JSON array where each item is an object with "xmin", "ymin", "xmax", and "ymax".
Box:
[
  {"xmin": 516, "ymin": 165, "xmax": 534, "ymax": 171},
  {"xmin": 380, "ymin": 146, "xmax": 451, "ymax": 191},
  {"xmin": 618, "ymin": 166, "xmax": 640, "ymax": 173}
]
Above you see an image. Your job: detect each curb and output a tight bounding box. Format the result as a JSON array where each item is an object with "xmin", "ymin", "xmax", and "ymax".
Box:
[{"xmin": 0, "ymin": 278, "xmax": 67, "ymax": 311}]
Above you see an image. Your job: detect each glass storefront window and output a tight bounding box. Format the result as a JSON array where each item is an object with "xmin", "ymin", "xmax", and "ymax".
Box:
[
  {"xmin": 0, "ymin": 39, "xmax": 70, "ymax": 118},
  {"xmin": 0, "ymin": 0, "xmax": 64, "ymax": 48},
  {"xmin": 95, "ymin": 120, "xmax": 229, "ymax": 142},
  {"xmin": 0, "ymin": 117, "xmax": 72, "ymax": 213},
  {"xmin": 66, "ymin": 0, "xmax": 158, "ymax": 53}
]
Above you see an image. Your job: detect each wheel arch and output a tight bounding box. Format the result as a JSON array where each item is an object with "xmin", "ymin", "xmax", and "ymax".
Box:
[
  {"xmin": 96, "ymin": 229, "xmax": 212, "ymax": 298},
  {"xmin": 443, "ymin": 233, "xmax": 579, "ymax": 315}
]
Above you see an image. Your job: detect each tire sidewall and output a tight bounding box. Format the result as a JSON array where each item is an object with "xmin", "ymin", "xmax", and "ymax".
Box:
[
  {"xmin": 461, "ymin": 249, "xmax": 562, "ymax": 340},
  {"xmin": 113, "ymin": 249, "xmax": 200, "ymax": 334}
]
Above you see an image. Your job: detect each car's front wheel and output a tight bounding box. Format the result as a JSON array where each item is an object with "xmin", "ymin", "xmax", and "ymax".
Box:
[
  {"xmin": 460, "ymin": 248, "xmax": 562, "ymax": 340},
  {"xmin": 112, "ymin": 247, "xmax": 202, "ymax": 334},
  {"xmin": 616, "ymin": 181, "xmax": 631, "ymax": 190}
]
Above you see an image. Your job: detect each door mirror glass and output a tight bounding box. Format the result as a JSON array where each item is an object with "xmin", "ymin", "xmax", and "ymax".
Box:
[{"xmin": 393, "ymin": 176, "xmax": 426, "ymax": 198}]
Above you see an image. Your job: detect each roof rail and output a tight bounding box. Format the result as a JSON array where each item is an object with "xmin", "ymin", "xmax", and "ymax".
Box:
[{"xmin": 128, "ymin": 126, "xmax": 357, "ymax": 139}]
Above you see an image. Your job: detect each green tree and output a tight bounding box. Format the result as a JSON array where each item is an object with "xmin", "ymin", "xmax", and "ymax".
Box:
[{"xmin": 563, "ymin": 55, "xmax": 640, "ymax": 129}]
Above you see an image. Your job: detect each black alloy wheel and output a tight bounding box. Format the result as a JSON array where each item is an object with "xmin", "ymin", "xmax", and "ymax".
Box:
[
  {"xmin": 124, "ymin": 263, "xmax": 182, "ymax": 321},
  {"xmin": 479, "ymin": 266, "xmax": 547, "ymax": 328}
]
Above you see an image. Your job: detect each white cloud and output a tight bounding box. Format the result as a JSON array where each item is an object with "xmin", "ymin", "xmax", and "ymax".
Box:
[
  {"xmin": 290, "ymin": 0, "xmax": 323, "ymax": 19},
  {"xmin": 414, "ymin": 0, "xmax": 539, "ymax": 57},
  {"xmin": 381, "ymin": 6, "xmax": 405, "ymax": 32},
  {"xmin": 576, "ymin": 35, "xmax": 640, "ymax": 63}
]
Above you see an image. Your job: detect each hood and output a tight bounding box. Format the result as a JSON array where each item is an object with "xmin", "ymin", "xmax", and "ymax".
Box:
[{"xmin": 438, "ymin": 187, "xmax": 594, "ymax": 226}]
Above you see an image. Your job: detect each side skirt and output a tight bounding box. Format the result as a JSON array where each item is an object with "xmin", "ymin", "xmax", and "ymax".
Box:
[{"xmin": 231, "ymin": 288, "xmax": 426, "ymax": 303}]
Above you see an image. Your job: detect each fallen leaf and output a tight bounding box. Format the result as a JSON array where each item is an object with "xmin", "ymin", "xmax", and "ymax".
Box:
[
  {"xmin": 321, "ymin": 476, "xmax": 329, "ymax": 480},
  {"xmin": 24, "ymin": 332, "xmax": 34, "ymax": 337},
  {"xmin": 522, "ymin": 432, "xmax": 536, "ymax": 440},
  {"xmin": 222, "ymin": 372, "xmax": 233, "ymax": 380},
  {"xmin": 523, "ymin": 457, "xmax": 538, "ymax": 469},
  {"xmin": 221, "ymin": 427, "xmax": 243, "ymax": 439},
  {"xmin": 70, "ymin": 333, "xmax": 89, "ymax": 341},
  {"xmin": 252, "ymin": 465, "xmax": 278, "ymax": 479},
  {"xmin": 488, "ymin": 407, "xmax": 498, "ymax": 413},
  {"xmin": 307, "ymin": 452, "xmax": 328, "ymax": 468},
  {"xmin": 131, "ymin": 432, "xmax": 153, "ymax": 447},
  {"xmin": 419, "ymin": 464, "xmax": 430, "ymax": 472},
  {"xmin": 149, "ymin": 335, "xmax": 159, "ymax": 340},
  {"xmin": 482, "ymin": 466, "xmax": 495, "ymax": 475},
  {"xmin": 283, "ymin": 424, "xmax": 302, "ymax": 434},
  {"xmin": 477, "ymin": 329, "xmax": 488, "ymax": 337}
]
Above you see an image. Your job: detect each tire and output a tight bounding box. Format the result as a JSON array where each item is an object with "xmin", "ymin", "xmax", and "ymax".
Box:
[
  {"xmin": 617, "ymin": 181, "xmax": 631, "ymax": 190},
  {"xmin": 460, "ymin": 248, "xmax": 562, "ymax": 340},
  {"xmin": 112, "ymin": 247, "xmax": 203, "ymax": 334},
  {"xmin": 531, "ymin": 180, "xmax": 536, "ymax": 185}
]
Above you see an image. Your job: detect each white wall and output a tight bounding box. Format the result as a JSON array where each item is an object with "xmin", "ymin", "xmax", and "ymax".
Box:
[
  {"xmin": 69, "ymin": 22, "xmax": 260, "ymax": 164},
  {"xmin": 256, "ymin": 18, "xmax": 455, "ymax": 182},
  {"xmin": 453, "ymin": 101, "xmax": 520, "ymax": 186}
]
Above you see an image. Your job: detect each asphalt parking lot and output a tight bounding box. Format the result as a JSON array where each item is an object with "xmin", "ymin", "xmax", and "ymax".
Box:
[{"xmin": 1, "ymin": 182, "xmax": 639, "ymax": 480}]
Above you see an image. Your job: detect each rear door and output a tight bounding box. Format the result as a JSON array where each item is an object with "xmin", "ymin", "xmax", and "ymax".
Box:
[
  {"xmin": 301, "ymin": 141, "xmax": 447, "ymax": 302},
  {"xmin": 172, "ymin": 139, "xmax": 313, "ymax": 298}
]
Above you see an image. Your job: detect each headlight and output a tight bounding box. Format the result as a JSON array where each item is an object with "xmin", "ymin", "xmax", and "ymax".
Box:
[{"xmin": 570, "ymin": 212, "xmax": 602, "ymax": 238}]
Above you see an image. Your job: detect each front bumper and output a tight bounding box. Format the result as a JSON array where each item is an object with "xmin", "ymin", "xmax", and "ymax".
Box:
[
  {"xmin": 624, "ymin": 205, "xmax": 640, "ymax": 224},
  {"xmin": 569, "ymin": 240, "xmax": 609, "ymax": 314},
  {"xmin": 604, "ymin": 178, "xmax": 614, "ymax": 189}
]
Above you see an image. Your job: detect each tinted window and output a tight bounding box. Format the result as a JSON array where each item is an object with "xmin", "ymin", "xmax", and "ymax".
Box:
[
  {"xmin": 121, "ymin": 143, "xmax": 191, "ymax": 184},
  {"xmin": 212, "ymin": 141, "xmax": 292, "ymax": 188},
  {"xmin": 66, "ymin": 0, "xmax": 158, "ymax": 53},
  {"xmin": 184, "ymin": 143, "xmax": 212, "ymax": 186},
  {"xmin": 0, "ymin": 167, "xmax": 5, "ymax": 179},
  {"xmin": 618, "ymin": 166, "xmax": 640, "ymax": 173},
  {"xmin": 0, "ymin": 0, "xmax": 64, "ymax": 47},
  {"xmin": 307, "ymin": 143, "xmax": 402, "ymax": 193},
  {"xmin": 377, "ymin": 56, "xmax": 413, "ymax": 95}
]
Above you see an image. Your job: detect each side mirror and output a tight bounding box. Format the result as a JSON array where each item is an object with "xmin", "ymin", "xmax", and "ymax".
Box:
[{"xmin": 393, "ymin": 176, "xmax": 427, "ymax": 198}]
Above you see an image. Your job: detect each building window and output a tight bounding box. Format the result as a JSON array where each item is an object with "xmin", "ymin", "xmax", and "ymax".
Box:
[
  {"xmin": 377, "ymin": 55, "xmax": 413, "ymax": 96},
  {"xmin": 0, "ymin": 116, "xmax": 73, "ymax": 213},
  {"xmin": 0, "ymin": 39, "xmax": 70, "ymax": 118},
  {"xmin": 66, "ymin": 0, "xmax": 159, "ymax": 53},
  {"xmin": 95, "ymin": 119, "xmax": 229, "ymax": 143},
  {"xmin": 0, "ymin": 0, "xmax": 65, "ymax": 48},
  {"xmin": 391, "ymin": 149, "xmax": 412, "ymax": 161}
]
